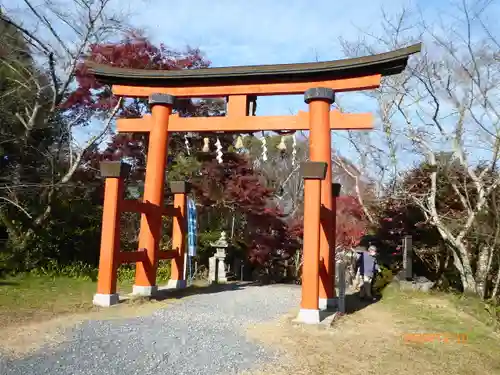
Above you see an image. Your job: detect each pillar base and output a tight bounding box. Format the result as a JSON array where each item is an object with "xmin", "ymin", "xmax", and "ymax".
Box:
[
  {"xmin": 211, "ymin": 277, "xmax": 228, "ymax": 284},
  {"xmin": 294, "ymin": 308, "xmax": 321, "ymax": 324},
  {"xmin": 319, "ymin": 297, "xmax": 337, "ymax": 310},
  {"xmin": 93, "ymin": 293, "xmax": 119, "ymax": 307},
  {"xmin": 132, "ymin": 285, "xmax": 158, "ymax": 296},
  {"xmin": 166, "ymin": 279, "xmax": 187, "ymax": 289}
]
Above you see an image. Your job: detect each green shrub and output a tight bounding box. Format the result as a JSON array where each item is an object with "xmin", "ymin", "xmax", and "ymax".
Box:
[
  {"xmin": 373, "ymin": 266, "xmax": 394, "ymax": 293},
  {"xmin": 29, "ymin": 260, "xmax": 98, "ymax": 281},
  {"xmin": 117, "ymin": 260, "xmax": 171, "ymax": 283},
  {"xmin": 117, "ymin": 265, "xmax": 136, "ymax": 282},
  {"xmin": 157, "ymin": 260, "xmax": 171, "ymax": 282},
  {"xmin": 25, "ymin": 259, "xmax": 172, "ymax": 285}
]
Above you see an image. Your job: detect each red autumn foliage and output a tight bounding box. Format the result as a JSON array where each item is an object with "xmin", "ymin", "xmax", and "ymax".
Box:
[
  {"xmin": 73, "ymin": 33, "xmax": 301, "ymax": 265},
  {"xmin": 75, "ymin": 33, "xmax": 233, "ymax": 166},
  {"xmin": 335, "ymin": 195, "xmax": 367, "ymax": 248},
  {"xmin": 192, "ymin": 152, "xmax": 300, "ymax": 264},
  {"xmin": 288, "ymin": 218, "xmax": 304, "ymax": 238},
  {"xmin": 290, "ymin": 195, "xmax": 368, "ymax": 251},
  {"xmin": 63, "ymin": 32, "xmax": 209, "ymax": 113}
]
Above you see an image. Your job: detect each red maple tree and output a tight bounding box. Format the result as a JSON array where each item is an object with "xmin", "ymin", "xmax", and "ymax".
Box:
[
  {"xmin": 335, "ymin": 195, "xmax": 367, "ymax": 248},
  {"xmin": 290, "ymin": 195, "xmax": 368, "ymax": 252},
  {"xmin": 63, "ymin": 31, "xmax": 209, "ymax": 113},
  {"xmin": 193, "ymin": 152, "xmax": 300, "ymax": 264},
  {"xmin": 72, "ymin": 33, "xmax": 301, "ymax": 266}
]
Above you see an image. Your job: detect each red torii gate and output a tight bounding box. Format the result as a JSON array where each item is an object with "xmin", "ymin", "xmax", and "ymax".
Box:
[{"xmin": 88, "ymin": 43, "xmax": 420, "ymax": 324}]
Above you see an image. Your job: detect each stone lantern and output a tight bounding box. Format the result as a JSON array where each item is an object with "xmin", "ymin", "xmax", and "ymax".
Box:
[{"xmin": 208, "ymin": 232, "xmax": 229, "ymax": 283}]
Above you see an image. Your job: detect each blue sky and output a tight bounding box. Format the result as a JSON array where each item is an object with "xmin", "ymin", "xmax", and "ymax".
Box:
[
  {"xmin": 123, "ymin": 0, "xmax": 430, "ymax": 173},
  {"xmin": 130, "ymin": 0, "xmax": 424, "ymax": 117},
  {"xmin": 125, "ymin": 0, "xmax": 443, "ymax": 174},
  {"xmin": 7, "ymin": 0, "xmax": 498, "ymax": 175}
]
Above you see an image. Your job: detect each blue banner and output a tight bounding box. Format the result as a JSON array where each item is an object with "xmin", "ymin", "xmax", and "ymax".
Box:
[{"xmin": 187, "ymin": 198, "xmax": 197, "ymax": 257}]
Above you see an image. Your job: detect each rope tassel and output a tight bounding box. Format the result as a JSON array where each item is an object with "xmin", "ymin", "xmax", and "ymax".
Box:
[
  {"xmin": 277, "ymin": 136, "xmax": 287, "ymax": 151},
  {"xmin": 202, "ymin": 137, "xmax": 210, "ymax": 152},
  {"xmin": 234, "ymin": 135, "xmax": 244, "ymax": 149}
]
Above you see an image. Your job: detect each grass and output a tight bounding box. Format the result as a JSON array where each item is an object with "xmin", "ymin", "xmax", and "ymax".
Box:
[
  {"xmin": 381, "ymin": 285, "xmax": 500, "ymax": 366},
  {"xmin": 0, "ymin": 274, "xmax": 138, "ymax": 328},
  {"xmin": 3, "ymin": 273, "xmax": 500, "ymax": 373},
  {"xmin": 243, "ymin": 284, "xmax": 500, "ymax": 375},
  {"xmin": 0, "ymin": 273, "xmax": 220, "ymax": 358}
]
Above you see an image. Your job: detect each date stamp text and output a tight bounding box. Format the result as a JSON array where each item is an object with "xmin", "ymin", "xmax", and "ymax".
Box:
[{"xmin": 403, "ymin": 333, "xmax": 468, "ymax": 343}]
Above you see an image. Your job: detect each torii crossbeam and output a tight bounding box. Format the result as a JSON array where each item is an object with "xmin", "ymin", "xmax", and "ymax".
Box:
[{"xmin": 88, "ymin": 43, "xmax": 420, "ymax": 324}]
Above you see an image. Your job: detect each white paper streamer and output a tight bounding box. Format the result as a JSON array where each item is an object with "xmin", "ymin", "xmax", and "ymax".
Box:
[
  {"xmin": 291, "ymin": 133, "xmax": 297, "ymax": 166},
  {"xmin": 184, "ymin": 134, "xmax": 191, "ymax": 155},
  {"xmin": 215, "ymin": 137, "xmax": 223, "ymax": 163},
  {"xmin": 261, "ymin": 137, "xmax": 268, "ymax": 162}
]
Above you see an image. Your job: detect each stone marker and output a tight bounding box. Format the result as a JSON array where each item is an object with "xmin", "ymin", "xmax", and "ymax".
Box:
[{"xmin": 403, "ymin": 235, "xmax": 413, "ymax": 281}]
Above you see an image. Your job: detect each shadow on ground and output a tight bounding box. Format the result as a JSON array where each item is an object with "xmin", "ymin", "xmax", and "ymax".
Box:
[
  {"xmin": 344, "ymin": 292, "xmax": 382, "ymax": 314},
  {"xmin": 125, "ymin": 281, "xmax": 262, "ymax": 303},
  {"xmin": 0, "ymin": 280, "xmax": 19, "ymax": 286}
]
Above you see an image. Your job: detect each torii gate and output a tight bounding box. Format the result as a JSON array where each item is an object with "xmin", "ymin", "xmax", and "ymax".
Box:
[{"xmin": 88, "ymin": 43, "xmax": 420, "ymax": 324}]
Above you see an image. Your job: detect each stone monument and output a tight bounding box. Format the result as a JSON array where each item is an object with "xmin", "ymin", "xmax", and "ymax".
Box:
[
  {"xmin": 392, "ymin": 235, "xmax": 435, "ymax": 292},
  {"xmin": 336, "ymin": 260, "xmax": 346, "ymax": 314},
  {"xmin": 209, "ymin": 231, "xmax": 229, "ymax": 283},
  {"xmin": 403, "ymin": 235, "xmax": 413, "ymax": 281}
]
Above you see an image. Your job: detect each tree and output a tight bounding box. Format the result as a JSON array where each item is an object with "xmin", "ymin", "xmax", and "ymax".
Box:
[
  {"xmin": 240, "ymin": 133, "xmax": 308, "ymax": 218},
  {"xmin": 197, "ymin": 151, "xmax": 299, "ymax": 258},
  {"xmin": 0, "ymin": 1, "xmax": 131, "ymax": 265},
  {"xmin": 78, "ymin": 35, "xmax": 302, "ymax": 276},
  {"xmin": 331, "ymin": 152, "xmax": 378, "ymax": 224},
  {"xmin": 0, "ymin": 10, "xmax": 237, "ymax": 271},
  {"xmin": 335, "ymin": 195, "xmax": 368, "ymax": 249},
  {"xmin": 339, "ymin": 0, "xmax": 500, "ymax": 297}
]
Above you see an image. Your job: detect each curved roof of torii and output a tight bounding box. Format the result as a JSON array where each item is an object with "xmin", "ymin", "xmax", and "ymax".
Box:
[{"xmin": 85, "ymin": 43, "xmax": 421, "ymax": 86}]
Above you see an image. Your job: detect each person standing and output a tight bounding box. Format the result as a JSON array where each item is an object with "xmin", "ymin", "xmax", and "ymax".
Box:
[{"xmin": 356, "ymin": 245, "xmax": 379, "ymax": 300}]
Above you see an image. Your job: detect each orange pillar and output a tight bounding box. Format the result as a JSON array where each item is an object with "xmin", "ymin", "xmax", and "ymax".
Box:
[
  {"xmin": 94, "ymin": 161, "xmax": 131, "ymax": 307},
  {"xmin": 167, "ymin": 181, "xmax": 189, "ymax": 289},
  {"xmin": 305, "ymin": 87, "xmax": 336, "ymax": 310},
  {"xmin": 133, "ymin": 93, "xmax": 175, "ymax": 296},
  {"xmin": 296, "ymin": 161, "xmax": 327, "ymax": 324}
]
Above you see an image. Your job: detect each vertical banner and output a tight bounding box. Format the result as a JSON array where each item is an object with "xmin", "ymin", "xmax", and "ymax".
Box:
[{"xmin": 187, "ymin": 198, "xmax": 197, "ymax": 257}]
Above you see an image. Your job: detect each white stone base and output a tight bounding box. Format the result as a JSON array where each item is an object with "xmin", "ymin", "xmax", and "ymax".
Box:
[
  {"xmin": 319, "ymin": 297, "xmax": 337, "ymax": 310},
  {"xmin": 166, "ymin": 279, "xmax": 187, "ymax": 289},
  {"xmin": 211, "ymin": 277, "xmax": 228, "ymax": 284},
  {"xmin": 294, "ymin": 308, "xmax": 321, "ymax": 324},
  {"xmin": 132, "ymin": 285, "xmax": 158, "ymax": 296},
  {"xmin": 93, "ymin": 293, "xmax": 119, "ymax": 307}
]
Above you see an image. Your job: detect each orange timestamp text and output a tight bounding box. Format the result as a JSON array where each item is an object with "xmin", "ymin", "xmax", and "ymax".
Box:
[{"xmin": 403, "ymin": 333, "xmax": 468, "ymax": 343}]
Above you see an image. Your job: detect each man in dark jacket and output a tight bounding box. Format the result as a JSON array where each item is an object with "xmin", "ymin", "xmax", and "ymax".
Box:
[{"xmin": 356, "ymin": 246, "xmax": 379, "ymax": 300}]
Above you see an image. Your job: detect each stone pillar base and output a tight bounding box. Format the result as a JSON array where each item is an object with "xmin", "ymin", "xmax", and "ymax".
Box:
[
  {"xmin": 93, "ymin": 293, "xmax": 119, "ymax": 307},
  {"xmin": 319, "ymin": 297, "xmax": 337, "ymax": 310},
  {"xmin": 132, "ymin": 285, "xmax": 158, "ymax": 296},
  {"xmin": 294, "ymin": 308, "xmax": 321, "ymax": 324},
  {"xmin": 212, "ymin": 277, "xmax": 228, "ymax": 283},
  {"xmin": 166, "ymin": 279, "xmax": 187, "ymax": 289}
]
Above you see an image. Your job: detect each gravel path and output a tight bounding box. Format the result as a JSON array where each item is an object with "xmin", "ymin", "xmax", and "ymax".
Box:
[{"xmin": 0, "ymin": 284, "xmax": 300, "ymax": 375}]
